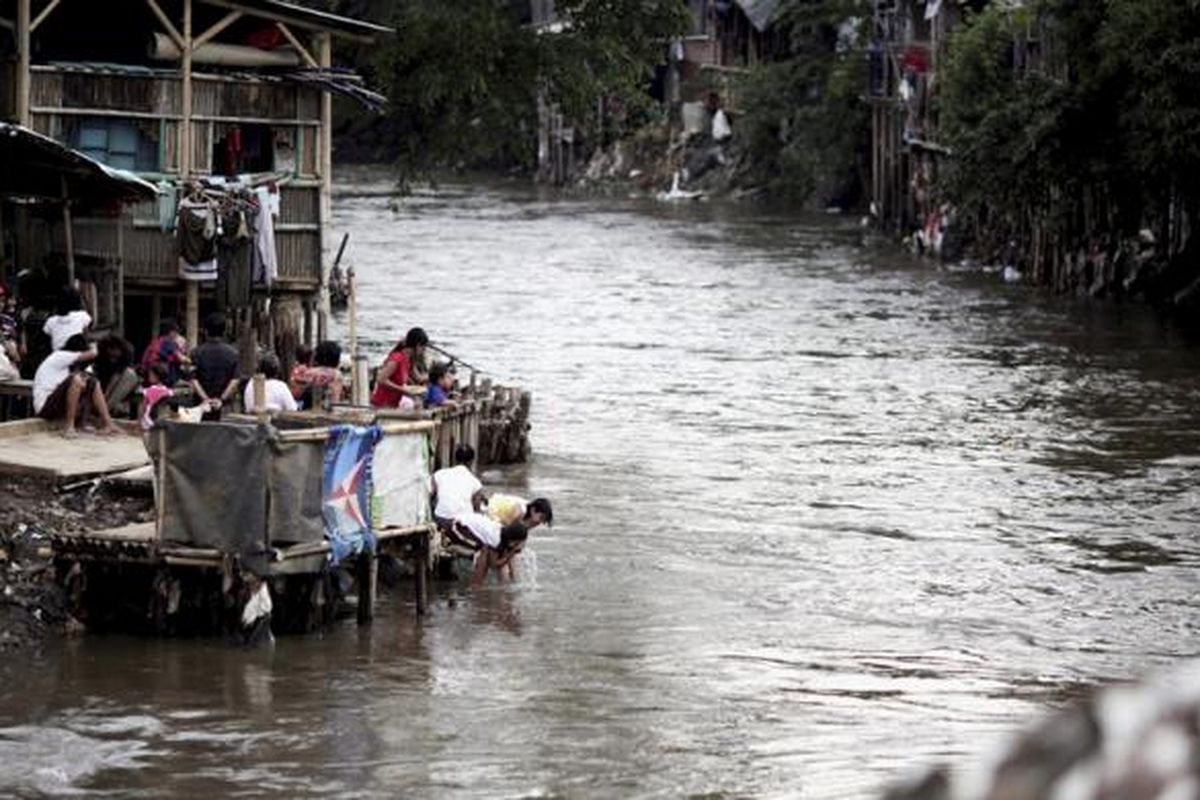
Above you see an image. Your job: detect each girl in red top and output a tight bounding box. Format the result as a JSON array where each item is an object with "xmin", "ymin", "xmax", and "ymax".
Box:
[{"xmin": 370, "ymin": 327, "xmax": 428, "ymax": 408}]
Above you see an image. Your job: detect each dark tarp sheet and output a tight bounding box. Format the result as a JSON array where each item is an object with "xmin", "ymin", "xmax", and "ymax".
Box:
[
  {"xmin": 153, "ymin": 421, "xmax": 268, "ymax": 553},
  {"xmin": 268, "ymin": 439, "xmax": 324, "ymax": 546}
]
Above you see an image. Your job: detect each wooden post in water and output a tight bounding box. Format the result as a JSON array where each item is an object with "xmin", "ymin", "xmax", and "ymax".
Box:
[
  {"xmin": 356, "ymin": 550, "xmax": 376, "ymax": 625},
  {"xmin": 414, "ymin": 532, "xmax": 429, "ymax": 615},
  {"xmin": 348, "ymin": 268, "xmax": 369, "ymax": 406}
]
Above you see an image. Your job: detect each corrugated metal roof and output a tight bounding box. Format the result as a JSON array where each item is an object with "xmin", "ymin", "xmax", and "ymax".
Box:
[
  {"xmin": 734, "ymin": 0, "xmax": 785, "ymax": 32},
  {"xmin": 0, "ymin": 123, "xmax": 158, "ymax": 204}
]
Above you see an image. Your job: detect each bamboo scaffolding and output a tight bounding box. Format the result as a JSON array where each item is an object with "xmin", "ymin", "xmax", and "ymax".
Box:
[{"xmin": 274, "ymin": 420, "xmax": 437, "ymax": 442}]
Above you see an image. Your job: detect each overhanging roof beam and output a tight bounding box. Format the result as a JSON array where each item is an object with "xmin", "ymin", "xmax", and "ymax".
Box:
[
  {"xmin": 30, "ymin": 0, "xmax": 62, "ymax": 33},
  {"xmin": 199, "ymin": 0, "xmax": 388, "ymax": 42},
  {"xmin": 275, "ymin": 21, "xmax": 318, "ymax": 68},
  {"xmin": 144, "ymin": 0, "xmax": 184, "ymax": 50},
  {"xmin": 193, "ymin": 9, "xmax": 243, "ymax": 49}
]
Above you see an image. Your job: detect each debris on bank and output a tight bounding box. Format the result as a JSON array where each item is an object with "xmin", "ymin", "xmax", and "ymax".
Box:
[
  {"xmin": 577, "ymin": 117, "xmax": 756, "ymax": 201},
  {"xmin": 0, "ymin": 478, "xmax": 153, "ymax": 649}
]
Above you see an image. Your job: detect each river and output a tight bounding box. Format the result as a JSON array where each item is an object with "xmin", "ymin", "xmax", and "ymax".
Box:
[{"xmin": 2, "ymin": 173, "xmax": 1200, "ymax": 798}]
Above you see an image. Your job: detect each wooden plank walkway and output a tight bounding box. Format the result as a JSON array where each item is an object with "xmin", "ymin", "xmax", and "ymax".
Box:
[{"xmin": 0, "ymin": 419, "xmax": 149, "ymax": 480}]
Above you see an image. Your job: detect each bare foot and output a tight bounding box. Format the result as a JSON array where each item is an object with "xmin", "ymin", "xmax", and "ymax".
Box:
[{"xmin": 97, "ymin": 426, "xmax": 120, "ymax": 437}]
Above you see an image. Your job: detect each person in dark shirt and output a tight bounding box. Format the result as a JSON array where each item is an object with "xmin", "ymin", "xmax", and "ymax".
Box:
[{"xmin": 190, "ymin": 312, "xmax": 240, "ymax": 421}]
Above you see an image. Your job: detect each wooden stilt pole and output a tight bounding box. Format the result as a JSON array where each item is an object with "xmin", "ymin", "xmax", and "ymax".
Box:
[
  {"xmin": 356, "ymin": 550, "xmax": 376, "ymax": 625},
  {"xmin": 61, "ymin": 176, "xmax": 75, "ymax": 286},
  {"xmin": 116, "ymin": 214, "xmax": 125, "ymax": 336},
  {"xmin": 181, "ymin": 0, "xmax": 198, "ymax": 346},
  {"xmin": 316, "ymin": 32, "xmax": 332, "ymax": 342},
  {"xmin": 186, "ymin": 283, "xmax": 199, "ymax": 348},
  {"xmin": 348, "ymin": 267, "xmax": 362, "ymax": 405},
  {"xmin": 414, "ymin": 532, "xmax": 429, "ymax": 616},
  {"xmin": 16, "ymin": 0, "xmax": 30, "ymax": 127}
]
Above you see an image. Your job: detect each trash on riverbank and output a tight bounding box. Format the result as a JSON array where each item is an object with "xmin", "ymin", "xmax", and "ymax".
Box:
[{"xmin": 0, "ymin": 477, "xmax": 153, "ymax": 649}]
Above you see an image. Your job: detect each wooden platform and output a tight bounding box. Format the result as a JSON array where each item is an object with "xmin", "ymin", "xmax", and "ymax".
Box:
[
  {"xmin": 49, "ymin": 521, "xmax": 433, "ymax": 567},
  {"xmin": 0, "ymin": 419, "xmax": 149, "ymax": 480}
]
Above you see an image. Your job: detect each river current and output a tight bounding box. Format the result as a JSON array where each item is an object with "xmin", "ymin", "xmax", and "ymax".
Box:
[{"xmin": 2, "ymin": 173, "xmax": 1199, "ymax": 798}]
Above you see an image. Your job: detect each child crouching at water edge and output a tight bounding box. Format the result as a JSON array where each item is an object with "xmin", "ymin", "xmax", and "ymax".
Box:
[
  {"xmin": 468, "ymin": 520, "xmax": 530, "ymax": 588},
  {"xmin": 452, "ymin": 495, "xmax": 553, "ymax": 586}
]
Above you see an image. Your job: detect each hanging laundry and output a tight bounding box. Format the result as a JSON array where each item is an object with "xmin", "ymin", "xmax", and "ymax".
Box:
[
  {"xmin": 252, "ymin": 185, "xmax": 279, "ymax": 288},
  {"xmin": 158, "ymin": 182, "xmax": 178, "ymax": 232},
  {"xmin": 177, "ymin": 195, "xmax": 218, "ymax": 281},
  {"xmin": 215, "ymin": 191, "xmax": 258, "ymax": 311}
]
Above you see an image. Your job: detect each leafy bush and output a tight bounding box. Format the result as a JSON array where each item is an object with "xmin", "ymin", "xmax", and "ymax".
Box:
[{"xmin": 736, "ymin": 1, "xmax": 870, "ymax": 206}]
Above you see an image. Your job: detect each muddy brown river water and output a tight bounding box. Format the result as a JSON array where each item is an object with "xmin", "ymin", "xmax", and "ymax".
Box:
[{"xmin": 2, "ymin": 173, "xmax": 1199, "ymax": 798}]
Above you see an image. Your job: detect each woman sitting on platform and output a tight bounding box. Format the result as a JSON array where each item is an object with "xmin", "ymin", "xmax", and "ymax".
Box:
[
  {"xmin": 288, "ymin": 343, "xmax": 314, "ymax": 400},
  {"xmin": 370, "ymin": 327, "xmax": 428, "ymax": 410},
  {"xmin": 243, "ymin": 353, "xmax": 297, "ymax": 414},
  {"xmin": 93, "ymin": 334, "xmax": 140, "ymax": 418},
  {"xmin": 291, "ymin": 341, "xmax": 344, "ymax": 409}
]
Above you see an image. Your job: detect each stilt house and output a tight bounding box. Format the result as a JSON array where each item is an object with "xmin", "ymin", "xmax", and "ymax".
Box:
[{"xmin": 0, "ymin": 0, "xmax": 390, "ymax": 360}]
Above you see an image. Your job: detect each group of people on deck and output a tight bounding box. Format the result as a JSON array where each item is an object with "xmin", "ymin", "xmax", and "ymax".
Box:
[
  {"xmin": 368, "ymin": 327, "xmax": 458, "ymax": 411},
  {"xmin": 371, "ymin": 326, "xmax": 554, "ymax": 586},
  {"xmin": 11, "ymin": 295, "xmax": 463, "ymax": 437},
  {"xmin": 8, "ymin": 285, "xmax": 355, "ymax": 432},
  {"xmin": 8, "ymin": 291, "xmax": 555, "ymax": 586}
]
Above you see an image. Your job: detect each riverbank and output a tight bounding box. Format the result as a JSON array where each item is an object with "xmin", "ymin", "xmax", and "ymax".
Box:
[{"xmin": 0, "ymin": 477, "xmax": 153, "ymax": 649}]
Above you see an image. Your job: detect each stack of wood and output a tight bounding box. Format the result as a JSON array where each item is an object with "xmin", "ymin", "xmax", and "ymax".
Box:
[{"xmin": 475, "ymin": 381, "xmax": 532, "ymax": 466}]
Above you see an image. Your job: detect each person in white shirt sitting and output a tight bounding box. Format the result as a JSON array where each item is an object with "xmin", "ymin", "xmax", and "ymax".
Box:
[
  {"xmin": 242, "ymin": 353, "xmax": 298, "ymax": 414},
  {"xmin": 32, "ymin": 334, "xmax": 118, "ymax": 438},
  {"xmin": 42, "ymin": 287, "xmax": 91, "ymax": 351}
]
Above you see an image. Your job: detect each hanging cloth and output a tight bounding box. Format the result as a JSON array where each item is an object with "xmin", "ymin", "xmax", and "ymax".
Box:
[
  {"xmin": 252, "ymin": 186, "xmax": 279, "ymax": 288},
  {"xmin": 177, "ymin": 196, "xmax": 218, "ymax": 282},
  {"xmin": 215, "ymin": 198, "xmax": 256, "ymax": 310}
]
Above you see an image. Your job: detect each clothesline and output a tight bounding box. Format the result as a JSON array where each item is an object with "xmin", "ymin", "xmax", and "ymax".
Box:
[{"xmin": 176, "ymin": 182, "xmax": 279, "ymax": 305}]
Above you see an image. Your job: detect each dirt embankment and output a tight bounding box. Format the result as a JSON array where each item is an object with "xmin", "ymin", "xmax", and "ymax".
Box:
[{"xmin": 0, "ymin": 478, "xmax": 153, "ymax": 649}]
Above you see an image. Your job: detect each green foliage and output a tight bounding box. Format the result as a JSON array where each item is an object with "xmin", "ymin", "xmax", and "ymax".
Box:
[
  {"xmin": 938, "ymin": 4, "xmax": 1082, "ymax": 237},
  {"xmin": 373, "ymin": 1, "xmax": 539, "ymax": 179},
  {"xmin": 736, "ymin": 1, "xmax": 870, "ymax": 205},
  {"xmin": 545, "ymin": 0, "xmax": 690, "ymax": 132},
  {"xmin": 938, "ymin": 0, "xmax": 1200, "ymax": 281},
  {"xmin": 372, "ymin": 0, "xmax": 688, "ymax": 179}
]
